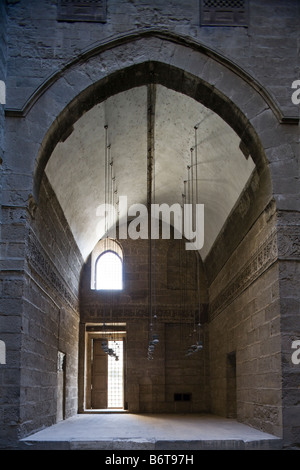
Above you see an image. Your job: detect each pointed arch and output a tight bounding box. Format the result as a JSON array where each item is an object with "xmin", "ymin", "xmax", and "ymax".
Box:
[{"xmin": 24, "ymin": 31, "xmax": 289, "ymax": 204}]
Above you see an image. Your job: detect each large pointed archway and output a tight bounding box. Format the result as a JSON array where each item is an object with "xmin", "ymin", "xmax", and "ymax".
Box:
[{"xmin": 3, "ymin": 31, "xmax": 299, "ymax": 447}]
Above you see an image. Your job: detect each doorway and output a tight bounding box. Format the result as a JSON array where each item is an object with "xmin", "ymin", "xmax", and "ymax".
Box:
[
  {"xmin": 57, "ymin": 351, "xmax": 66, "ymax": 421},
  {"xmin": 91, "ymin": 338, "xmax": 124, "ymax": 409},
  {"xmin": 226, "ymin": 351, "xmax": 237, "ymax": 419},
  {"xmin": 85, "ymin": 324, "xmax": 126, "ymax": 411}
]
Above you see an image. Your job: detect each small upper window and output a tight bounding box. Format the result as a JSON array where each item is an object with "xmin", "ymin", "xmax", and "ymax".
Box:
[
  {"xmin": 96, "ymin": 251, "xmax": 123, "ymax": 290},
  {"xmin": 91, "ymin": 238, "xmax": 123, "ymax": 290},
  {"xmin": 57, "ymin": 0, "xmax": 107, "ymax": 23},
  {"xmin": 200, "ymin": 0, "xmax": 249, "ymax": 27}
]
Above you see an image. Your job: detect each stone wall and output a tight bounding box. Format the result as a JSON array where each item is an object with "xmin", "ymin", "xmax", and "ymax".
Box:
[
  {"xmin": 1, "ymin": 171, "xmax": 84, "ymax": 447},
  {"xmin": 204, "ymin": 134, "xmax": 300, "ymax": 445},
  {"xmin": 4, "ymin": 0, "xmax": 299, "ymax": 120},
  {"xmin": 19, "ymin": 175, "xmax": 83, "ymax": 438},
  {"xmin": 126, "ymin": 320, "xmax": 210, "ymax": 413},
  {"xmin": 0, "ymin": 119, "xmax": 25, "ymax": 447},
  {"xmin": 208, "ymin": 199, "xmax": 282, "ymax": 437},
  {"xmin": 277, "ymin": 210, "xmax": 300, "ymax": 447},
  {"xmin": 203, "ymin": 155, "xmax": 284, "ymax": 438},
  {"xmin": 79, "ymin": 236, "xmax": 210, "ymax": 414}
]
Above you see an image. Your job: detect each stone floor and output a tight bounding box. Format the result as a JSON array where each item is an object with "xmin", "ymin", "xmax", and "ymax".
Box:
[{"xmin": 20, "ymin": 413, "xmax": 282, "ymax": 450}]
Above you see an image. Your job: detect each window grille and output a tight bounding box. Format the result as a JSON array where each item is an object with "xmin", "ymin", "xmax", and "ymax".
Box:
[
  {"xmin": 200, "ymin": 0, "xmax": 248, "ymax": 26},
  {"xmin": 107, "ymin": 341, "xmax": 124, "ymax": 408},
  {"xmin": 57, "ymin": 0, "xmax": 107, "ymax": 22}
]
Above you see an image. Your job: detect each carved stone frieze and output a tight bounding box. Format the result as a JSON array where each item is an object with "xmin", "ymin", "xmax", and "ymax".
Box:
[
  {"xmin": 277, "ymin": 225, "xmax": 300, "ymax": 260},
  {"xmin": 81, "ymin": 304, "xmax": 208, "ymax": 324},
  {"xmin": 210, "ymin": 230, "xmax": 278, "ymax": 320},
  {"xmin": 27, "ymin": 231, "xmax": 78, "ymax": 311}
]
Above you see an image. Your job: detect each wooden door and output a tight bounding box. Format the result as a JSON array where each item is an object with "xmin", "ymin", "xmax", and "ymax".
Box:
[{"xmin": 91, "ymin": 339, "xmax": 108, "ymax": 409}]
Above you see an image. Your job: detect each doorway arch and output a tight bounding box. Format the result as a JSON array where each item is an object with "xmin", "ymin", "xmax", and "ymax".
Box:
[{"xmin": 33, "ymin": 59, "xmax": 272, "ymax": 202}]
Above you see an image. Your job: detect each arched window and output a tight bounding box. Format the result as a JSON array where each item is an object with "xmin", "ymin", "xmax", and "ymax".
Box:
[
  {"xmin": 90, "ymin": 238, "xmax": 123, "ymax": 290},
  {"xmin": 96, "ymin": 250, "xmax": 123, "ymax": 290}
]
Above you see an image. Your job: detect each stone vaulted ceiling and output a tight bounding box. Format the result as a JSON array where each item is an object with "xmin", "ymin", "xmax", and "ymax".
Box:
[{"xmin": 45, "ymin": 85, "xmax": 255, "ymax": 261}]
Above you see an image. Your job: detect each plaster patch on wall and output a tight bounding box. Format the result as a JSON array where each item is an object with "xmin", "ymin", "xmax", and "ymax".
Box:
[{"xmin": 0, "ymin": 340, "xmax": 6, "ymax": 364}]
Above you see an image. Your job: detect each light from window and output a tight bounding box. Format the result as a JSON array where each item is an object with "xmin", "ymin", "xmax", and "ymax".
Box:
[
  {"xmin": 96, "ymin": 251, "xmax": 123, "ymax": 290},
  {"xmin": 107, "ymin": 340, "xmax": 124, "ymax": 409}
]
